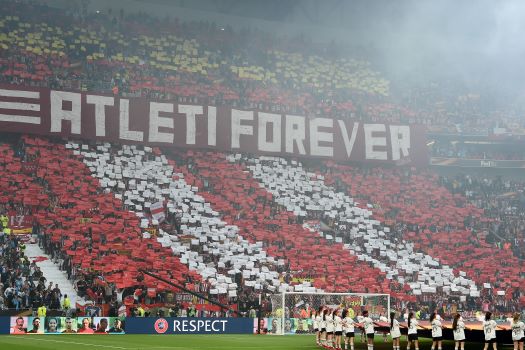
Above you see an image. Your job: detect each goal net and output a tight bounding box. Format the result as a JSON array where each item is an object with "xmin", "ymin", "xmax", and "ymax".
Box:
[{"xmin": 269, "ymin": 292, "xmax": 390, "ymax": 335}]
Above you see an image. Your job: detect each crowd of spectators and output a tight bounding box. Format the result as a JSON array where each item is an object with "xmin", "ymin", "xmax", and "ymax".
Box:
[
  {"xmin": 440, "ymin": 175, "xmax": 525, "ymax": 259},
  {"xmin": 2, "ymin": 0, "xmax": 524, "ymax": 134},
  {"xmin": 320, "ymin": 162, "xmax": 525, "ymax": 313},
  {"xmin": 395, "ymin": 80, "xmax": 525, "ymax": 136},
  {"xmin": 0, "ymin": 221, "xmax": 66, "ymax": 312},
  {"xmin": 3, "ymin": 0, "xmax": 525, "ymax": 319},
  {"xmin": 0, "ymin": 0, "xmax": 390, "ymax": 120},
  {"xmin": 3, "ymin": 132, "xmax": 525, "ymax": 317},
  {"xmin": 186, "ymin": 152, "xmax": 525, "ymax": 314},
  {"xmin": 0, "ymin": 135, "xmax": 191, "ymax": 316},
  {"xmin": 1, "ymin": 134, "xmax": 266, "ymax": 317},
  {"xmin": 70, "ymin": 140, "xmax": 269, "ymax": 316}
]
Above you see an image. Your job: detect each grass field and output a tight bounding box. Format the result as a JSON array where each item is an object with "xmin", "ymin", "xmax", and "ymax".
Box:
[{"xmin": 0, "ymin": 335, "xmax": 515, "ymax": 350}]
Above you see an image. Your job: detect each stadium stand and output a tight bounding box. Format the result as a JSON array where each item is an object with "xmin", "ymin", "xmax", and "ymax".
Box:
[
  {"xmin": 2, "ymin": 0, "xmax": 525, "ymax": 321},
  {"xmin": 441, "ymin": 175, "xmax": 525, "ymax": 258},
  {"xmin": 0, "ymin": 0, "xmax": 389, "ymax": 120},
  {"xmin": 322, "ymin": 164, "xmax": 525, "ymax": 310},
  {"xmin": 167, "ymin": 150, "xmax": 393, "ymax": 295},
  {"xmin": 5, "ymin": 135, "xmax": 523, "ymax": 316},
  {"xmin": 6, "ymin": 0, "xmax": 521, "ymax": 135},
  {"xmin": 1, "ymin": 135, "xmax": 205, "ymax": 313},
  {"xmin": 0, "ymin": 142, "xmax": 68, "ymax": 312},
  {"xmin": 3, "ymin": 0, "xmax": 524, "ymax": 138},
  {"xmin": 71, "ymin": 141, "xmax": 284, "ymax": 299},
  {"xmin": 0, "ymin": 234, "xmax": 32, "ymax": 311}
]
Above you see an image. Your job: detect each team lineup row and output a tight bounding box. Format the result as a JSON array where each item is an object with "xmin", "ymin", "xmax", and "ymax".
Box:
[{"xmin": 309, "ymin": 309, "xmax": 525, "ymax": 350}]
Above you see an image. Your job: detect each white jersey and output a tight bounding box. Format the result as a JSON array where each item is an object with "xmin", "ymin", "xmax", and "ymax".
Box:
[
  {"xmin": 344, "ymin": 317, "xmax": 355, "ymax": 333},
  {"xmin": 390, "ymin": 319, "xmax": 401, "ymax": 339},
  {"xmin": 363, "ymin": 316, "xmax": 374, "ymax": 335},
  {"xmin": 408, "ymin": 318, "xmax": 419, "ymax": 335},
  {"xmin": 334, "ymin": 315, "xmax": 343, "ymax": 332},
  {"xmin": 453, "ymin": 319, "xmax": 466, "ymax": 341},
  {"xmin": 483, "ymin": 320, "xmax": 497, "ymax": 341},
  {"xmin": 511, "ymin": 321, "xmax": 525, "ymax": 341},
  {"xmin": 326, "ymin": 314, "xmax": 335, "ymax": 332},
  {"xmin": 431, "ymin": 319, "xmax": 443, "ymax": 338},
  {"xmin": 313, "ymin": 315, "xmax": 319, "ymax": 330},
  {"xmin": 315, "ymin": 315, "xmax": 322, "ymax": 330},
  {"xmin": 320, "ymin": 315, "xmax": 327, "ymax": 330}
]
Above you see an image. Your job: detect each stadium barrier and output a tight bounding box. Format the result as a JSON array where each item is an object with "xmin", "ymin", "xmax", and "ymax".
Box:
[
  {"xmin": 0, "ymin": 317, "xmax": 254, "ymax": 335},
  {"xmin": 125, "ymin": 317, "xmax": 254, "ymax": 334},
  {"xmin": 0, "ymin": 318, "xmax": 8, "ymax": 335}
]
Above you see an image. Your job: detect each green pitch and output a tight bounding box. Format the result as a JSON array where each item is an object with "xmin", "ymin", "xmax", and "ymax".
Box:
[{"xmin": 0, "ymin": 335, "xmax": 514, "ymax": 350}]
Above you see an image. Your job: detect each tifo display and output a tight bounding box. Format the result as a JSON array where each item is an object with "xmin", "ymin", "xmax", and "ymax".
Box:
[
  {"xmin": 0, "ymin": 85, "xmax": 426, "ymax": 165},
  {"xmin": 2, "ymin": 2, "xmax": 525, "ymax": 350},
  {"xmin": 1, "ymin": 134, "xmax": 524, "ymax": 319}
]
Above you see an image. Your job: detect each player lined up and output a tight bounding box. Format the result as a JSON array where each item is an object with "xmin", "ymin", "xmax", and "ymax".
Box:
[
  {"xmin": 313, "ymin": 308, "xmax": 342, "ymax": 350},
  {"xmin": 313, "ymin": 307, "xmax": 375, "ymax": 350},
  {"xmin": 311, "ymin": 309, "xmax": 523, "ymax": 350}
]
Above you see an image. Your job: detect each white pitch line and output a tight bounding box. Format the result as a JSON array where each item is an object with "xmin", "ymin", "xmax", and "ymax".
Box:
[{"xmin": 10, "ymin": 337, "xmax": 129, "ymax": 349}]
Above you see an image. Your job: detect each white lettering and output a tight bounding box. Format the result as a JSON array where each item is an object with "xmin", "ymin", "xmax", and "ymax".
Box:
[
  {"xmin": 149, "ymin": 102, "xmax": 174, "ymax": 143},
  {"xmin": 231, "ymin": 109, "xmax": 253, "ymax": 148},
  {"xmin": 119, "ymin": 99, "xmax": 143, "ymax": 141},
  {"xmin": 170, "ymin": 319, "xmax": 229, "ymax": 333},
  {"xmin": 338, "ymin": 121, "xmax": 359, "ymax": 158},
  {"xmin": 389, "ymin": 125, "xmax": 410, "ymax": 160},
  {"xmin": 285, "ymin": 115, "xmax": 306, "ymax": 155},
  {"xmin": 50, "ymin": 90, "xmax": 81, "ymax": 134},
  {"xmin": 364, "ymin": 124, "xmax": 387, "ymax": 160},
  {"xmin": 211, "ymin": 320, "xmax": 221, "ymax": 332},
  {"xmin": 86, "ymin": 95, "xmax": 114, "ymax": 137},
  {"xmin": 178, "ymin": 104, "xmax": 203, "ymax": 145},
  {"xmin": 207, "ymin": 106, "xmax": 217, "ymax": 146},
  {"xmin": 309, "ymin": 118, "xmax": 333, "ymax": 157},
  {"xmin": 258, "ymin": 112, "xmax": 281, "ymax": 152}
]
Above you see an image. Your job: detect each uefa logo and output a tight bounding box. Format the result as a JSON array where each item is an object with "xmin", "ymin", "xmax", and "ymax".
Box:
[{"xmin": 154, "ymin": 318, "xmax": 169, "ymax": 334}]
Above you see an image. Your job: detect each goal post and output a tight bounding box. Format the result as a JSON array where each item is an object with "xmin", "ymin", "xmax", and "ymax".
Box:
[{"xmin": 269, "ymin": 292, "xmax": 390, "ymax": 335}]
